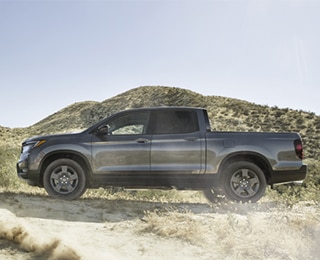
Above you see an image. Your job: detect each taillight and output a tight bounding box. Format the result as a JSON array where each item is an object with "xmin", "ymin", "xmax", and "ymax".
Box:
[{"xmin": 294, "ymin": 139, "xmax": 304, "ymax": 159}]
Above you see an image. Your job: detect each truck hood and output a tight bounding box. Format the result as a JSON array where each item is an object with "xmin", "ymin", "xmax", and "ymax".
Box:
[{"xmin": 23, "ymin": 132, "xmax": 80, "ymax": 143}]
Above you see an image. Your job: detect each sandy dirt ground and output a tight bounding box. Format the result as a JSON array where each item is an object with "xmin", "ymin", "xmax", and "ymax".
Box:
[{"xmin": 0, "ymin": 191, "xmax": 319, "ymax": 260}]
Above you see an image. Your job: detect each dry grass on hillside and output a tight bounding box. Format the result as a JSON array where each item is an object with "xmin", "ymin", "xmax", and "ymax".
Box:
[
  {"xmin": 0, "ymin": 86, "xmax": 319, "ymax": 259},
  {"xmin": 19, "ymin": 86, "xmax": 320, "ymax": 160}
]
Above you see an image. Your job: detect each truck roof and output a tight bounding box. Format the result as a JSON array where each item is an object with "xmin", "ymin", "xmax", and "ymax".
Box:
[{"xmin": 119, "ymin": 106, "xmax": 206, "ymax": 113}]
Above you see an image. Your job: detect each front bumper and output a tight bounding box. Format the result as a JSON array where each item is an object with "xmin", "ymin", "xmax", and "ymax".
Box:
[
  {"xmin": 17, "ymin": 159, "xmax": 40, "ymax": 186},
  {"xmin": 17, "ymin": 158, "xmax": 28, "ymax": 179}
]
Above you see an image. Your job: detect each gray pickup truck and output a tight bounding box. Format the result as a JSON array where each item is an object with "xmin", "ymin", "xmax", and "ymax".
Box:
[{"xmin": 17, "ymin": 107, "xmax": 307, "ymax": 202}]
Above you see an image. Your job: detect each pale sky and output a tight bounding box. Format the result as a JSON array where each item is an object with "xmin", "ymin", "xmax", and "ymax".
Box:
[{"xmin": 1, "ymin": 0, "xmax": 319, "ymax": 128}]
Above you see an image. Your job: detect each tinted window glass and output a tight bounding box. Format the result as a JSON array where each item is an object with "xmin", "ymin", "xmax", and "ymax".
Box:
[
  {"xmin": 106, "ymin": 111, "xmax": 149, "ymax": 135},
  {"xmin": 150, "ymin": 110, "xmax": 199, "ymax": 134}
]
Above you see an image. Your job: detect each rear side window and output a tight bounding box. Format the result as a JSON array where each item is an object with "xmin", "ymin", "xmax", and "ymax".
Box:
[{"xmin": 149, "ymin": 110, "xmax": 199, "ymax": 134}]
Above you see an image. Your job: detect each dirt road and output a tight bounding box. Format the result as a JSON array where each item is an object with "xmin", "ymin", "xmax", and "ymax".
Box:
[{"xmin": 0, "ymin": 191, "xmax": 319, "ymax": 260}]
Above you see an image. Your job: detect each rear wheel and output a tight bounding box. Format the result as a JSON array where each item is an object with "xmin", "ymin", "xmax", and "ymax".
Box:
[
  {"xmin": 43, "ymin": 158, "xmax": 87, "ymax": 200},
  {"xmin": 221, "ymin": 161, "xmax": 266, "ymax": 203}
]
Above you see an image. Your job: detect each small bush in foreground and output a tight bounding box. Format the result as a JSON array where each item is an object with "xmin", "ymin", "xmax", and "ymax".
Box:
[{"xmin": 0, "ymin": 146, "xmax": 21, "ymax": 189}]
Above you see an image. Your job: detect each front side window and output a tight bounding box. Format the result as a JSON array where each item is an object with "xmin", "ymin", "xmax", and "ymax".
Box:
[{"xmin": 105, "ymin": 111, "xmax": 149, "ymax": 135}]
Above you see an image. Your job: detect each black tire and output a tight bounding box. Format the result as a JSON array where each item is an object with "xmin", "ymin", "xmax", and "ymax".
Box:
[
  {"xmin": 43, "ymin": 158, "xmax": 87, "ymax": 200},
  {"xmin": 221, "ymin": 161, "xmax": 266, "ymax": 203},
  {"xmin": 203, "ymin": 189, "xmax": 226, "ymax": 203}
]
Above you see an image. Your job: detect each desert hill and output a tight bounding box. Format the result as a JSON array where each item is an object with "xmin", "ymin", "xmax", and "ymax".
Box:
[
  {"xmin": 23, "ymin": 86, "xmax": 320, "ymax": 160},
  {"xmin": 1, "ymin": 86, "xmax": 319, "ymax": 192},
  {"xmin": 0, "ymin": 86, "xmax": 319, "ymax": 260},
  {"xmin": 0, "ymin": 85, "xmax": 319, "ymax": 260}
]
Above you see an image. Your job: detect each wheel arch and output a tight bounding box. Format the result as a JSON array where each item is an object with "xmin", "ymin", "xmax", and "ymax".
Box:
[
  {"xmin": 39, "ymin": 151, "xmax": 91, "ymax": 186},
  {"xmin": 219, "ymin": 152, "xmax": 272, "ymax": 185}
]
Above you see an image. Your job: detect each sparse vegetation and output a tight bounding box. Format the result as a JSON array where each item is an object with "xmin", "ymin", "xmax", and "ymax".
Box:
[
  {"xmin": 1, "ymin": 191, "xmax": 318, "ymax": 259},
  {"xmin": 139, "ymin": 206, "xmax": 320, "ymax": 259},
  {"xmin": 0, "ymin": 86, "xmax": 319, "ymax": 203}
]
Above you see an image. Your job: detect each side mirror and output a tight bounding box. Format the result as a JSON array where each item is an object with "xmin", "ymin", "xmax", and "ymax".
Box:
[{"xmin": 97, "ymin": 125, "xmax": 108, "ymax": 135}]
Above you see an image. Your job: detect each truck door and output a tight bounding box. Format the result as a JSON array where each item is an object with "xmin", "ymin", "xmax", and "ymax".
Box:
[
  {"xmin": 148, "ymin": 110, "xmax": 204, "ymax": 174},
  {"xmin": 91, "ymin": 111, "xmax": 151, "ymax": 174}
]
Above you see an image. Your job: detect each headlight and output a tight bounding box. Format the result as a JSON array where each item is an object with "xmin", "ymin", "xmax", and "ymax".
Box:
[
  {"xmin": 21, "ymin": 140, "xmax": 46, "ymax": 154},
  {"xmin": 22, "ymin": 143, "xmax": 35, "ymax": 154}
]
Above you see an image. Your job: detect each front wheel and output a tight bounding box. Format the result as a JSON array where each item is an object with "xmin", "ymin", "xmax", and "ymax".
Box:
[
  {"xmin": 43, "ymin": 158, "xmax": 87, "ymax": 200},
  {"xmin": 221, "ymin": 161, "xmax": 267, "ymax": 203}
]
